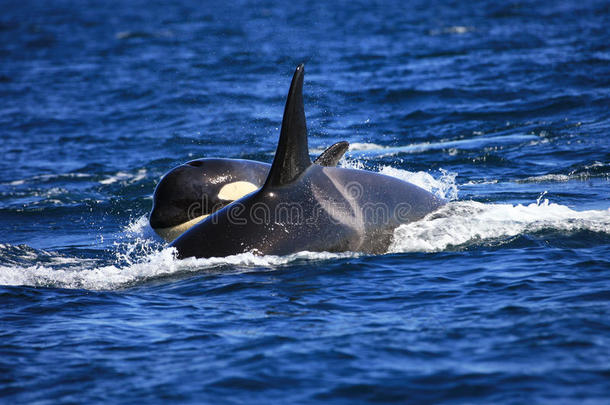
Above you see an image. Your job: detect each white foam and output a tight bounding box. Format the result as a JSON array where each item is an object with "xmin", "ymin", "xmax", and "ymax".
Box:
[
  {"xmin": 0, "ymin": 247, "xmax": 356, "ymax": 291},
  {"xmin": 310, "ymin": 142, "xmax": 384, "ymax": 155},
  {"xmin": 379, "ymin": 166, "xmax": 458, "ymax": 201},
  {"xmin": 519, "ymin": 174, "xmax": 571, "ymax": 183},
  {"xmin": 338, "ymin": 159, "xmax": 459, "ymax": 201},
  {"xmin": 123, "ymin": 215, "xmax": 155, "ymax": 239},
  {"xmin": 0, "ymin": 211, "xmax": 361, "ymax": 290},
  {"xmin": 429, "ymin": 26, "xmax": 475, "ymax": 35},
  {"xmin": 348, "ymin": 142, "xmax": 387, "ymax": 151},
  {"xmin": 3, "ymin": 173, "xmax": 91, "ymax": 186},
  {"xmin": 339, "ymin": 160, "xmax": 458, "ymax": 200},
  {"xmin": 100, "ymin": 169, "xmax": 147, "ymax": 185},
  {"xmin": 389, "ymin": 200, "xmax": 610, "ymax": 253},
  {"xmin": 344, "ymin": 134, "xmax": 538, "ymax": 159},
  {"xmin": 340, "ymin": 157, "xmax": 367, "ymax": 171},
  {"xmin": 0, "ymin": 248, "xmax": 177, "ymax": 290},
  {"xmin": 519, "ymin": 162, "xmax": 610, "ymax": 183}
]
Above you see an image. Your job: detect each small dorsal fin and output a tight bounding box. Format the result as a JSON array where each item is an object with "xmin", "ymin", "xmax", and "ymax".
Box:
[
  {"xmin": 314, "ymin": 141, "xmax": 349, "ymax": 166},
  {"xmin": 263, "ymin": 64, "xmax": 311, "ymax": 188}
]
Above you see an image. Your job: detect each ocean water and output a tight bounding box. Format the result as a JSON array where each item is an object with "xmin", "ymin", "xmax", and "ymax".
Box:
[{"xmin": 1, "ymin": 0, "xmax": 609, "ymax": 403}]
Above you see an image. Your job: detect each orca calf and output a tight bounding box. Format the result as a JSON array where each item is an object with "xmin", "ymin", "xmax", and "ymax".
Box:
[
  {"xmin": 150, "ymin": 142, "xmax": 349, "ymax": 241},
  {"xmin": 171, "ymin": 64, "xmax": 445, "ymax": 258}
]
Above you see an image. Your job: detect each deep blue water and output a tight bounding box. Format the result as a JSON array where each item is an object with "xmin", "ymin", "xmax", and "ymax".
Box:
[{"xmin": 1, "ymin": 0, "xmax": 610, "ymax": 403}]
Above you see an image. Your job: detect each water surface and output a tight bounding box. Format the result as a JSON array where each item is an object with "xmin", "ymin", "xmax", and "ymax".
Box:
[{"xmin": 1, "ymin": 0, "xmax": 609, "ymax": 403}]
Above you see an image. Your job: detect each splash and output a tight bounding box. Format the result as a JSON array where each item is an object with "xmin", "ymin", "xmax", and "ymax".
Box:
[
  {"xmin": 340, "ymin": 134, "xmax": 538, "ymax": 159},
  {"xmin": 0, "ymin": 245, "xmax": 356, "ymax": 291},
  {"xmin": 100, "ymin": 169, "xmax": 147, "ymax": 185},
  {"xmin": 388, "ymin": 200, "xmax": 610, "ymax": 253},
  {"xmin": 337, "ymin": 150, "xmax": 459, "ymax": 200},
  {"xmin": 518, "ymin": 161, "xmax": 610, "ymax": 183},
  {"xmin": 378, "ymin": 166, "xmax": 458, "ymax": 201}
]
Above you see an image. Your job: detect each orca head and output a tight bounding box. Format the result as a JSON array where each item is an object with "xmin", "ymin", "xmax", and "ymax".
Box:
[{"xmin": 149, "ymin": 159, "xmax": 264, "ymax": 241}]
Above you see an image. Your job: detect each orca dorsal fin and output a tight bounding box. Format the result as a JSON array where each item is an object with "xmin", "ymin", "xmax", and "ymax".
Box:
[
  {"xmin": 263, "ymin": 64, "xmax": 311, "ymax": 188},
  {"xmin": 314, "ymin": 141, "xmax": 349, "ymax": 167}
]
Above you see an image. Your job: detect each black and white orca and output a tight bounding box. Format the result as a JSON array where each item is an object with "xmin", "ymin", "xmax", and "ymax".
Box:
[
  {"xmin": 170, "ymin": 64, "xmax": 444, "ymax": 258},
  {"xmin": 150, "ymin": 142, "xmax": 348, "ymax": 241}
]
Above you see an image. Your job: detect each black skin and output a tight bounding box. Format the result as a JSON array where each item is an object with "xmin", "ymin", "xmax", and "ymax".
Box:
[
  {"xmin": 170, "ymin": 64, "xmax": 445, "ymax": 259},
  {"xmin": 171, "ymin": 164, "xmax": 444, "ymax": 258},
  {"xmin": 149, "ymin": 141, "xmax": 349, "ymax": 230}
]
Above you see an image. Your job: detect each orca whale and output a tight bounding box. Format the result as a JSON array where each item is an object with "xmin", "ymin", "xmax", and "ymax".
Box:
[
  {"xmin": 150, "ymin": 141, "xmax": 349, "ymax": 241},
  {"xmin": 171, "ymin": 64, "xmax": 444, "ymax": 259}
]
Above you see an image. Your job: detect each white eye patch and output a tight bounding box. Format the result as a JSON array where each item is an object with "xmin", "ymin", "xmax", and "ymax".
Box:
[{"xmin": 217, "ymin": 181, "xmax": 258, "ymax": 201}]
